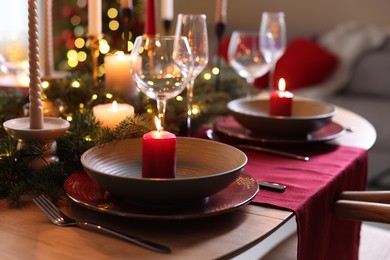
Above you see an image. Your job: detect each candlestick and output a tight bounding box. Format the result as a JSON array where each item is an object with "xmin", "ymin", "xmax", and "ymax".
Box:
[
  {"xmin": 28, "ymin": 0, "xmax": 44, "ymax": 129},
  {"xmin": 88, "ymin": 0, "xmax": 102, "ymax": 36},
  {"xmin": 269, "ymin": 78, "xmax": 293, "ymax": 116},
  {"xmin": 145, "ymin": 0, "xmax": 157, "ymax": 35},
  {"xmin": 120, "ymin": 3, "xmax": 133, "ymax": 53},
  {"xmin": 3, "ymin": 0, "xmax": 70, "ymax": 170},
  {"xmin": 104, "ymin": 52, "xmax": 138, "ymax": 99},
  {"xmin": 142, "ymin": 118, "xmax": 176, "ymax": 178},
  {"xmin": 93, "ymin": 101, "xmax": 135, "ymax": 129},
  {"xmin": 88, "ymin": 34, "xmax": 103, "ymax": 85},
  {"xmin": 44, "ymin": 0, "xmax": 53, "ymax": 77}
]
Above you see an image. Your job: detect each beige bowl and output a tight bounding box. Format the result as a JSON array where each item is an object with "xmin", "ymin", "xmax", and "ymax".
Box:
[
  {"xmin": 81, "ymin": 137, "xmax": 247, "ymax": 205},
  {"xmin": 228, "ymin": 97, "xmax": 336, "ymax": 136}
]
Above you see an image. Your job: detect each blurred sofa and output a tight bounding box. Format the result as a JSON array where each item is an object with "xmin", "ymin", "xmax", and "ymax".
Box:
[{"xmin": 295, "ymin": 22, "xmax": 390, "ymax": 189}]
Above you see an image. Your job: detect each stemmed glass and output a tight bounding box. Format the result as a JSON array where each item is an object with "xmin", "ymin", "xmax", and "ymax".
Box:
[
  {"xmin": 228, "ymin": 31, "xmax": 271, "ymax": 90},
  {"xmin": 130, "ymin": 35, "xmax": 193, "ymax": 129},
  {"xmin": 260, "ymin": 12, "xmax": 287, "ymax": 90},
  {"xmin": 175, "ymin": 14, "xmax": 209, "ymax": 135}
]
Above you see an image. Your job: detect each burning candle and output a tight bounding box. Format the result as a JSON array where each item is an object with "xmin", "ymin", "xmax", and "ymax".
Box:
[
  {"xmin": 161, "ymin": 0, "xmax": 174, "ymax": 21},
  {"xmin": 92, "ymin": 101, "xmax": 135, "ymax": 128},
  {"xmin": 104, "ymin": 51, "xmax": 138, "ymax": 99},
  {"xmin": 269, "ymin": 78, "xmax": 293, "ymax": 116},
  {"xmin": 142, "ymin": 118, "xmax": 176, "ymax": 178},
  {"xmin": 88, "ymin": 0, "xmax": 102, "ymax": 36},
  {"xmin": 145, "ymin": 0, "xmax": 157, "ymax": 35}
]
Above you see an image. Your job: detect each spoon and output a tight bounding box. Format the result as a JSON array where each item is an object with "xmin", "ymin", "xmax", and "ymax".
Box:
[{"xmin": 206, "ymin": 129, "xmax": 309, "ymax": 161}]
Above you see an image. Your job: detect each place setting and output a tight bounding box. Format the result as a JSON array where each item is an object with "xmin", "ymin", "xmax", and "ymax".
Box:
[
  {"xmin": 63, "ymin": 12, "xmax": 258, "ymax": 220},
  {"xmin": 209, "ymin": 12, "xmax": 346, "ymax": 149}
]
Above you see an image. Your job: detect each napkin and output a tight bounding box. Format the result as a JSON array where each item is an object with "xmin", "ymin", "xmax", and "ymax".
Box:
[{"xmin": 245, "ymin": 144, "xmax": 367, "ymax": 260}]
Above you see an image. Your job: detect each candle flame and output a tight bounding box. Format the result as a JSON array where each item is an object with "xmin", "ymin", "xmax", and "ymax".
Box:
[
  {"xmin": 154, "ymin": 117, "xmax": 162, "ymax": 132},
  {"xmin": 111, "ymin": 100, "xmax": 118, "ymax": 112},
  {"xmin": 115, "ymin": 51, "xmax": 125, "ymax": 60},
  {"xmin": 278, "ymin": 78, "xmax": 286, "ymax": 92}
]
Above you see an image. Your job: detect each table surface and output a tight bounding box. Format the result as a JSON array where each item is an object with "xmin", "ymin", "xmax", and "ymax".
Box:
[{"xmin": 0, "ymin": 106, "xmax": 376, "ymax": 260}]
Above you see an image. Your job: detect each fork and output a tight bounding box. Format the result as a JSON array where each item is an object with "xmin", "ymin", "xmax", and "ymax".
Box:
[{"xmin": 33, "ymin": 195, "xmax": 171, "ymax": 254}]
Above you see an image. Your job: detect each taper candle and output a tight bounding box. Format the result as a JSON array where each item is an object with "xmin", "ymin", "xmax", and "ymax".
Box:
[
  {"xmin": 215, "ymin": 0, "xmax": 227, "ymax": 24},
  {"xmin": 145, "ymin": 0, "xmax": 157, "ymax": 35},
  {"xmin": 161, "ymin": 0, "xmax": 174, "ymax": 21},
  {"xmin": 88, "ymin": 0, "xmax": 102, "ymax": 36},
  {"xmin": 44, "ymin": 0, "xmax": 53, "ymax": 77},
  {"xmin": 28, "ymin": 0, "xmax": 44, "ymax": 129}
]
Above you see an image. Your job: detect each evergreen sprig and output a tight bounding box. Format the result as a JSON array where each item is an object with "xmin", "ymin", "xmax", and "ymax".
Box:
[{"xmin": 0, "ymin": 61, "xmax": 256, "ymax": 207}]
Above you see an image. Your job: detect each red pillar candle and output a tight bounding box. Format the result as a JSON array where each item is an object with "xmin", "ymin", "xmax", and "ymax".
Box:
[
  {"xmin": 142, "ymin": 125, "xmax": 176, "ymax": 178},
  {"xmin": 269, "ymin": 78, "xmax": 293, "ymax": 116},
  {"xmin": 144, "ymin": 0, "xmax": 157, "ymax": 35}
]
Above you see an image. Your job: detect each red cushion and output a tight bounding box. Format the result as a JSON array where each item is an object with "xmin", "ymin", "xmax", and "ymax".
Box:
[{"xmin": 221, "ymin": 36, "xmax": 339, "ymax": 90}]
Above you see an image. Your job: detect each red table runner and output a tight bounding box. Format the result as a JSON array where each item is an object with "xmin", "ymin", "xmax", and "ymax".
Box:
[{"xmin": 244, "ymin": 144, "xmax": 368, "ymax": 260}]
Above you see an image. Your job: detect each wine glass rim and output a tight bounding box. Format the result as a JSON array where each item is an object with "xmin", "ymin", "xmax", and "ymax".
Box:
[
  {"xmin": 231, "ymin": 30, "xmax": 260, "ymax": 36},
  {"xmin": 262, "ymin": 11, "xmax": 285, "ymax": 16},
  {"xmin": 136, "ymin": 35, "xmax": 188, "ymax": 41},
  {"xmin": 177, "ymin": 13, "xmax": 206, "ymax": 18}
]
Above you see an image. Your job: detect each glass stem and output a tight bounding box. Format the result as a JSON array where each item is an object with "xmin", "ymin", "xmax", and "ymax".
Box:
[
  {"xmin": 268, "ymin": 61, "xmax": 276, "ymax": 91},
  {"xmin": 186, "ymin": 79, "xmax": 195, "ymax": 136},
  {"xmin": 156, "ymin": 98, "xmax": 167, "ymax": 130}
]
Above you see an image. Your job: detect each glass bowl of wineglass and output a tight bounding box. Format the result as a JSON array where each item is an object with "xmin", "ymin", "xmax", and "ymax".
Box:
[
  {"xmin": 228, "ymin": 31, "xmax": 272, "ymax": 91},
  {"xmin": 175, "ymin": 14, "xmax": 209, "ymax": 135},
  {"xmin": 260, "ymin": 12, "xmax": 287, "ymax": 90},
  {"xmin": 130, "ymin": 35, "xmax": 193, "ymax": 128}
]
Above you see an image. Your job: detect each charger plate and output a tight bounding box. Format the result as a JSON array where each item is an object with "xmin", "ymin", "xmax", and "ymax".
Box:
[
  {"xmin": 214, "ymin": 116, "xmax": 346, "ymax": 144},
  {"xmin": 64, "ymin": 171, "xmax": 259, "ymax": 220}
]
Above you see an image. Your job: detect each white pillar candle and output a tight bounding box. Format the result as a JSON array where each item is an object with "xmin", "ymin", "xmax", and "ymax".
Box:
[
  {"xmin": 161, "ymin": 0, "xmax": 174, "ymax": 20},
  {"xmin": 93, "ymin": 101, "xmax": 135, "ymax": 129},
  {"xmin": 88, "ymin": 0, "xmax": 102, "ymax": 36},
  {"xmin": 121, "ymin": 0, "xmax": 133, "ymax": 9},
  {"xmin": 104, "ymin": 52, "xmax": 138, "ymax": 99}
]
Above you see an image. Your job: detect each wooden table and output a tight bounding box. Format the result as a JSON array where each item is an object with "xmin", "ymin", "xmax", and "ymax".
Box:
[{"xmin": 0, "ymin": 106, "xmax": 376, "ymax": 260}]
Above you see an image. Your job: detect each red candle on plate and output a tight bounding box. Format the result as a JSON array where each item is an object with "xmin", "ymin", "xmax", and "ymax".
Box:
[
  {"xmin": 269, "ymin": 78, "xmax": 293, "ymax": 116},
  {"xmin": 142, "ymin": 118, "xmax": 176, "ymax": 178}
]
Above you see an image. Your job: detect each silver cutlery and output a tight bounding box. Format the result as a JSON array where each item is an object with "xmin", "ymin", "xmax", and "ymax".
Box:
[
  {"xmin": 206, "ymin": 129, "xmax": 309, "ymax": 161},
  {"xmin": 33, "ymin": 195, "xmax": 171, "ymax": 254}
]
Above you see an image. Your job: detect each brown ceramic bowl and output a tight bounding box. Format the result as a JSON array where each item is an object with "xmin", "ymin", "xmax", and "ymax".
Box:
[
  {"xmin": 227, "ymin": 97, "xmax": 336, "ymax": 137},
  {"xmin": 81, "ymin": 137, "xmax": 247, "ymax": 206}
]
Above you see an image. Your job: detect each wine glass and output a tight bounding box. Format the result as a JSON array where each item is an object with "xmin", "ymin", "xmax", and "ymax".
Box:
[
  {"xmin": 260, "ymin": 12, "xmax": 287, "ymax": 90},
  {"xmin": 130, "ymin": 35, "xmax": 193, "ymax": 129},
  {"xmin": 228, "ymin": 31, "xmax": 271, "ymax": 89},
  {"xmin": 175, "ymin": 14, "xmax": 209, "ymax": 135}
]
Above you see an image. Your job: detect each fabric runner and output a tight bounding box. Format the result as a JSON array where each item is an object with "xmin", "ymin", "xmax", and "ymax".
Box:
[{"xmin": 244, "ymin": 143, "xmax": 368, "ymax": 260}]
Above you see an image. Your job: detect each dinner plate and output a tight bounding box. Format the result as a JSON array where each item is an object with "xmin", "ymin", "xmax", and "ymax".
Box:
[
  {"xmin": 64, "ymin": 171, "xmax": 259, "ymax": 220},
  {"xmin": 213, "ymin": 116, "xmax": 346, "ymax": 144},
  {"xmin": 81, "ymin": 137, "xmax": 247, "ymax": 205}
]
